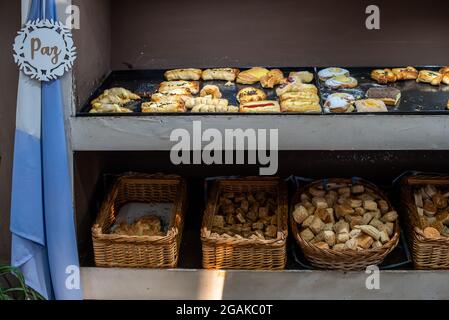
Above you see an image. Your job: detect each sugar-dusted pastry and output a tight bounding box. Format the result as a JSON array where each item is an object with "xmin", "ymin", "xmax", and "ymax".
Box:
[
  {"xmin": 371, "ymin": 69, "xmax": 397, "ymax": 84},
  {"xmin": 260, "ymin": 69, "xmax": 286, "ymax": 88},
  {"xmin": 318, "ymin": 67, "xmax": 349, "ymax": 81},
  {"xmin": 141, "ymin": 101, "xmax": 186, "ymax": 113},
  {"xmin": 237, "ymin": 87, "xmax": 267, "ymax": 104},
  {"xmin": 279, "ymin": 91, "xmax": 320, "ymax": 103},
  {"xmin": 280, "ymin": 100, "xmax": 321, "ymax": 113},
  {"xmin": 183, "ymin": 96, "xmax": 228, "ymax": 110},
  {"xmin": 324, "ymin": 93, "xmax": 356, "ymax": 113},
  {"xmin": 392, "ymin": 67, "xmax": 419, "ymax": 81},
  {"xmin": 289, "ymin": 71, "xmax": 314, "ymax": 84},
  {"xmin": 151, "ymin": 92, "xmax": 189, "ymax": 103},
  {"xmin": 158, "ymin": 80, "xmax": 200, "ymax": 94},
  {"xmin": 90, "ymin": 104, "xmax": 132, "ymax": 113},
  {"xmin": 417, "ymin": 70, "xmax": 443, "ymax": 86},
  {"xmin": 325, "ymin": 75, "xmax": 358, "ymax": 89},
  {"xmin": 191, "ymin": 104, "xmax": 239, "ymax": 113},
  {"xmin": 276, "ymin": 83, "xmax": 318, "ymax": 96},
  {"xmin": 355, "ymin": 99, "xmax": 388, "ymax": 113},
  {"xmin": 366, "ymin": 87, "xmax": 401, "ymax": 106},
  {"xmin": 202, "ymin": 68, "xmax": 240, "ymax": 81},
  {"xmin": 236, "ymin": 67, "xmax": 270, "ymax": 84},
  {"xmin": 200, "ymin": 85, "xmax": 222, "ymax": 99},
  {"xmin": 164, "ymin": 68, "xmax": 202, "ymax": 81},
  {"xmin": 240, "ymin": 100, "xmax": 281, "ymax": 113}
]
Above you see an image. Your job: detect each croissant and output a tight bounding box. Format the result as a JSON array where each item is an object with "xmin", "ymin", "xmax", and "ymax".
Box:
[
  {"xmin": 90, "ymin": 103, "xmax": 132, "ymax": 113},
  {"xmin": 236, "ymin": 67, "xmax": 270, "ymax": 84},
  {"xmin": 200, "ymin": 85, "xmax": 222, "ymax": 99},
  {"xmin": 164, "ymin": 68, "xmax": 202, "ymax": 81},
  {"xmin": 260, "ymin": 69, "xmax": 286, "ymax": 88}
]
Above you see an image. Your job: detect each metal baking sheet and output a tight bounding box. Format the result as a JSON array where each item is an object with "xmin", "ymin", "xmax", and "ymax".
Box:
[{"xmin": 318, "ymin": 66, "xmax": 449, "ymax": 114}]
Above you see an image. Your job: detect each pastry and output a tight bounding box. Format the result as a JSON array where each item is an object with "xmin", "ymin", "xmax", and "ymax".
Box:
[
  {"xmin": 276, "ymin": 83, "xmax": 318, "ymax": 96},
  {"xmin": 113, "ymin": 216, "xmax": 164, "ymax": 237},
  {"xmin": 191, "ymin": 104, "xmax": 239, "ymax": 113},
  {"xmin": 183, "ymin": 96, "xmax": 228, "ymax": 110},
  {"xmin": 392, "ymin": 67, "xmax": 419, "ymax": 81},
  {"xmin": 371, "ymin": 69, "xmax": 397, "ymax": 84},
  {"xmin": 288, "ymin": 71, "xmax": 314, "ymax": 84},
  {"xmin": 202, "ymin": 68, "xmax": 240, "ymax": 81},
  {"xmin": 439, "ymin": 67, "xmax": 449, "ymax": 75},
  {"xmin": 416, "ymin": 70, "xmax": 443, "ymax": 86},
  {"xmin": 236, "ymin": 67, "xmax": 270, "ymax": 84},
  {"xmin": 280, "ymin": 100, "xmax": 321, "ymax": 113},
  {"xmin": 91, "ymin": 87, "xmax": 140, "ymax": 113},
  {"xmin": 164, "ymin": 68, "xmax": 202, "ymax": 81},
  {"xmin": 366, "ymin": 87, "xmax": 401, "ymax": 106},
  {"xmin": 200, "ymin": 85, "xmax": 222, "ymax": 99},
  {"xmin": 260, "ymin": 69, "xmax": 286, "ymax": 88},
  {"xmin": 151, "ymin": 92, "xmax": 190, "ymax": 103},
  {"xmin": 158, "ymin": 81, "xmax": 200, "ymax": 94},
  {"xmin": 318, "ymin": 67, "xmax": 349, "ymax": 81},
  {"xmin": 240, "ymin": 100, "xmax": 281, "ymax": 113},
  {"xmin": 442, "ymin": 73, "xmax": 449, "ymax": 85},
  {"xmin": 325, "ymin": 75, "xmax": 358, "ymax": 89},
  {"xmin": 324, "ymin": 93, "xmax": 356, "ymax": 113},
  {"xmin": 237, "ymin": 87, "xmax": 267, "ymax": 104},
  {"xmin": 90, "ymin": 104, "xmax": 132, "ymax": 113},
  {"xmin": 279, "ymin": 91, "xmax": 320, "ymax": 103},
  {"xmin": 141, "ymin": 101, "xmax": 186, "ymax": 113},
  {"xmin": 355, "ymin": 99, "xmax": 388, "ymax": 113}
]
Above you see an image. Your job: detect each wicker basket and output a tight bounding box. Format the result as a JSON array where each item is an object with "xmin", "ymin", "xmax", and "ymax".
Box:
[
  {"xmin": 201, "ymin": 178, "xmax": 288, "ymax": 270},
  {"xmin": 291, "ymin": 178, "xmax": 401, "ymax": 271},
  {"xmin": 401, "ymin": 175, "xmax": 449, "ymax": 269},
  {"xmin": 92, "ymin": 173, "xmax": 187, "ymax": 268}
]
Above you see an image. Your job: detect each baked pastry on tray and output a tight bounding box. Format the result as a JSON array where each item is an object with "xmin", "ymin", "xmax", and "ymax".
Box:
[
  {"xmin": 191, "ymin": 104, "xmax": 239, "ymax": 113},
  {"xmin": 325, "ymin": 75, "xmax": 358, "ymax": 89},
  {"xmin": 280, "ymin": 100, "xmax": 321, "ymax": 113},
  {"xmin": 164, "ymin": 68, "xmax": 202, "ymax": 81},
  {"xmin": 158, "ymin": 80, "xmax": 200, "ymax": 94},
  {"xmin": 202, "ymin": 68, "xmax": 240, "ymax": 81},
  {"xmin": 90, "ymin": 87, "xmax": 140, "ymax": 113},
  {"xmin": 318, "ymin": 67, "xmax": 349, "ymax": 81},
  {"xmin": 371, "ymin": 69, "xmax": 397, "ymax": 84},
  {"xmin": 417, "ymin": 70, "xmax": 443, "ymax": 86},
  {"xmin": 366, "ymin": 87, "xmax": 401, "ymax": 106},
  {"xmin": 288, "ymin": 71, "xmax": 314, "ymax": 84},
  {"xmin": 141, "ymin": 101, "xmax": 186, "ymax": 113},
  {"xmin": 279, "ymin": 91, "xmax": 320, "ymax": 103},
  {"xmin": 324, "ymin": 93, "xmax": 356, "ymax": 113},
  {"xmin": 260, "ymin": 69, "xmax": 286, "ymax": 88},
  {"xmin": 183, "ymin": 96, "xmax": 229, "ymax": 110},
  {"xmin": 276, "ymin": 83, "xmax": 318, "ymax": 96},
  {"xmin": 237, "ymin": 87, "xmax": 267, "ymax": 104},
  {"xmin": 90, "ymin": 104, "xmax": 133, "ymax": 113},
  {"xmin": 355, "ymin": 99, "xmax": 388, "ymax": 113},
  {"xmin": 439, "ymin": 67, "xmax": 449, "ymax": 75},
  {"xmin": 392, "ymin": 67, "xmax": 419, "ymax": 81},
  {"xmin": 151, "ymin": 92, "xmax": 189, "ymax": 103},
  {"xmin": 240, "ymin": 100, "xmax": 281, "ymax": 113},
  {"xmin": 200, "ymin": 85, "xmax": 222, "ymax": 99},
  {"xmin": 236, "ymin": 67, "xmax": 270, "ymax": 84}
]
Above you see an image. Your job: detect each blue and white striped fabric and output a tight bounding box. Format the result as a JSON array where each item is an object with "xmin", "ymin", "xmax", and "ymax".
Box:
[{"xmin": 10, "ymin": 0, "xmax": 83, "ymax": 300}]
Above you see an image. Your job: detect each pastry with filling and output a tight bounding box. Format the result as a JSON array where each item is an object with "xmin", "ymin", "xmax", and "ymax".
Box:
[
  {"xmin": 151, "ymin": 92, "xmax": 189, "ymax": 103},
  {"xmin": 392, "ymin": 67, "xmax": 419, "ymax": 81},
  {"xmin": 417, "ymin": 70, "xmax": 443, "ymax": 86},
  {"xmin": 439, "ymin": 67, "xmax": 449, "ymax": 75},
  {"xmin": 260, "ymin": 69, "xmax": 286, "ymax": 88},
  {"xmin": 325, "ymin": 75, "xmax": 358, "ymax": 89},
  {"xmin": 164, "ymin": 68, "xmax": 202, "ymax": 81},
  {"xmin": 288, "ymin": 71, "xmax": 314, "ymax": 84},
  {"xmin": 141, "ymin": 101, "xmax": 186, "ymax": 113},
  {"xmin": 240, "ymin": 100, "xmax": 281, "ymax": 113},
  {"xmin": 279, "ymin": 91, "xmax": 320, "ymax": 103},
  {"xmin": 237, "ymin": 87, "xmax": 267, "ymax": 104},
  {"xmin": 183, "ymin": 96, "xmax": 229, "ymax": 110},
  {"xmin": 200, "ymin": 85, "xmax": 222, "ymax": 99},
  {"xmin": 276, "ymin": 83, "xmax": 318, "ymax": 96},
  {"xmin": 158, "ymin": 81, "xmax": 200, "ymax": 95},
  {"xmin": 371, "ymin": 69, "xmax": 397, "ymax": 84},
  {"xmin": 324, "ymin": 93, "xmax": 356, "ymax": 113},
  {"xmin": 318, "ymin": 67, "xmax": 350, "ymax": 81},
  {"xmin": 280, "ymin": 100, "xmax": 321, "ymax": 113},
  {"xmin": 355, "ymin": 99, "xmax": 388, "ymax": 113},
  {"xmin": 202, "ymin": 68, "xmax": 240, "ymax": 81},
  {"xmin": 366, "ymin": 87, "xmax": 401, "ymax": 106},
  {"xmin": 236, "ymin": 67, "xmax": 270, "ymax": 84},
  {"xmin": 191, "ymin": 104, "xmax": 239, "ymax": 113}
]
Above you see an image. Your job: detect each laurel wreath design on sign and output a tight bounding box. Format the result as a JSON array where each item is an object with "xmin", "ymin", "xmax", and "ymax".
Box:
[{"xmin": 13, "ymin": 19, "xmax": 77, "ymax": 82}]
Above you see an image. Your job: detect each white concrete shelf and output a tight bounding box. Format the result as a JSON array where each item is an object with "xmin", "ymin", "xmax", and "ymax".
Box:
[
  {"xmin": 70, "ymin": 114, "xmax": 449, "ymax": 151},
  {"xmin": 81, "ymin": 267, "xmax": 449, "ymax": 300}
]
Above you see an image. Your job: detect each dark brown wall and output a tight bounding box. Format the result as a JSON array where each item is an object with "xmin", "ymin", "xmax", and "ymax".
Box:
[
  {"xmin": 73, "ymin": 0, "xmax": 111, "ymax": 108},
  {"xmin": 0, "ymin": 1, "xmax": 20, "ymax": 264},
  {"xmin": 110, "ymin": 0, "xmax": 449, "ymax": 70}
]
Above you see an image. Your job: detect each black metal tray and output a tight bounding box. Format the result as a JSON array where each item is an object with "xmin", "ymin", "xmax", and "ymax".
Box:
[{"xmin": 78, "ymin": 66, "xmax": 449, "ymax": 116}]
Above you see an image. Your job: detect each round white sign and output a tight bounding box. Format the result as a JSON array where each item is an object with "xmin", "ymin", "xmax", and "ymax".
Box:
[{"xmin": 13, "ymin": 19, "xmax": 77, "ymax": 82}]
